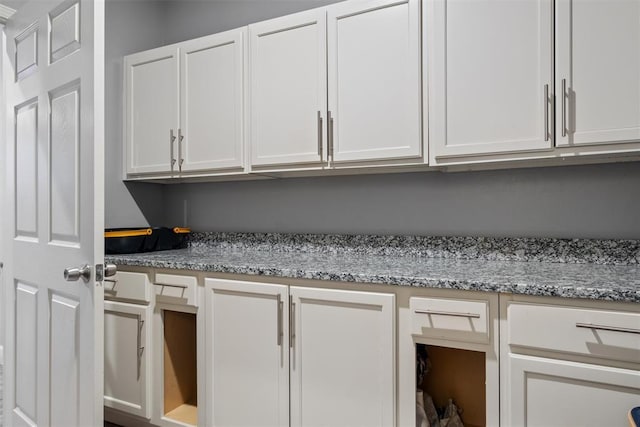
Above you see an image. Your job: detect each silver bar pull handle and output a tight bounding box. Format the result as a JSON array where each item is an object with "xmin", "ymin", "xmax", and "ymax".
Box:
[
  {"xmin": 414, "ymin": 309, "xmax": 481, "ymax": 319},
  {"xmin": 178, "ymin": 128, "xmax": 184, "ymax": 172},
  {"xmin": 170, "ymin": 129, "xmax": 177, "ymax": 170},
  {"xmin": 561, "ymin": 78, "xmax": 567, "ymax": 137},
  {"xmin": 328, "ymin": 111, "xmax": 335, "ymax": 160},
  {"xmin": 576, "ymin": 322, "xmax": 640, "ymax": 335},
  {"xmin": 544, "ymin": 84, "xmax": 549, "ymax": 142},
  {"xmin": 277, "ymin": 294, "xmax": 283, "ymax": 346},
  {"xmin": 137, "ymin": 315, "xmax": 144, "ymax": 379},
  {"xmin": 317, "ymin": 111, "xmax": 323, "ymax": 158},
  {"xmin": 289, "ymin": 295, "xmax": 295, "ymax": 349}
]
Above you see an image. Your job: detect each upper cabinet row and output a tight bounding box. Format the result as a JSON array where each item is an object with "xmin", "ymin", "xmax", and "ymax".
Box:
[
  {"xmin": 124, "ymin": 0, "xmax": 422, "ymax": 178},
  {"xmin": 124, "ymin": 0, "xmax": 640, "ymax": 180},
  {"xmin": 430, "ymin": 0, "xmax": 640, "ymax": 165}
]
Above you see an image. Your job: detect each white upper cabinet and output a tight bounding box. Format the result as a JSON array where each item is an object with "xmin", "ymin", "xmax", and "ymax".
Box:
[
  {"xmin": 328, "ymin": 0, "xmax": 422, "ymax": 163},
  {"xmin": 555, "ymin": 0, "xmax": 640, "ymax": 147},
  {"xmin": 180, "ymin": 30, "xmax": 246, "ymax": 172},
  {"xmin": 125, "ymin": 45, "xmax": 180, "ymax": 175},
  {"xmin": 428, "ymin": 0, "xmax": 554, "ymax": 161},
  {"xmin": 249, "ymin": 10, "xmax": 328, "ymax": 167}
]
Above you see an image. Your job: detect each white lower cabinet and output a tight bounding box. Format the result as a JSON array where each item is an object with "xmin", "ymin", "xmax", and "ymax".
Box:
[
  {"xmin": 501, "ymin": 296, "xmax": 640, "ymax": 427},
  {"xmin": 399, "ymin": 290, "xmax": 500, "ymax": 427},
  {"xmin": 205, "ymin": 279, "xmax": 289, "ymax": 427},
  {"xmin": 290, "ymin": 286, "xmax": 396, "ymax": 427},
  {"xmin": 204, "ymin": 279, "xmax": 396, "ymax": 427},
  {"xmin": 104, "ymin": 300, "xmax": 152, "ymax": 419},
  {"xmin": 508, "ymin": 354, "xmax": 640, "ymax": 427},
  {"xmin": 152, "ymin": 273, "xmax": 203, "ymax": 427}
]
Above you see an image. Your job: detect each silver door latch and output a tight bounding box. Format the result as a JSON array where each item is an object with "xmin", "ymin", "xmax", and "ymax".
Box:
[{"xmin": 95, "ymin": 263, "xmax": 117, "ymax": 281}]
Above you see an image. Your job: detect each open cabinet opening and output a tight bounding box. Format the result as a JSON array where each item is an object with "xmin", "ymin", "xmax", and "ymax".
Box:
[
  {"xmin": 163, "ymin": 310, "xmax": 198, "ymax": 426},
  {"xmin": 417, "ymin": 344, "xmax": 486, "ymax": 427}
]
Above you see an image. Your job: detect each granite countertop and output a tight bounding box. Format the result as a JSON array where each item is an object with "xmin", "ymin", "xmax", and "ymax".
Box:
[{"xmin": 106, "ymin": 233, "xmax": 640, "ymax": 303}]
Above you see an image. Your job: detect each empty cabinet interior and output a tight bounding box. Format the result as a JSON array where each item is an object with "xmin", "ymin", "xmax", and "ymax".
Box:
[
  {"xmin": 418, "ymin": 345, "xmax": 486, "ymax": 427},
  {"xmin": 163, "ymin": 310, "xmax": 198, "ymax": 425}
]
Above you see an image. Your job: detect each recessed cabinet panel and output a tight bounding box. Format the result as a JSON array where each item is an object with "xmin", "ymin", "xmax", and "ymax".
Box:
[
  {"xmin": 104, "ymin": 301, "xmax": 150, "ymax": 419},
  {"xmin": 249, "ymin": 10, "xmax": 327, "ymax": 167},
  {"xmin": 205, "ymin": 279, "xmax": 289, "ymax": 427},
  {"xmin": 555, "ymin": 0, "xmax": 640, "ymax": 147},
  {"xmin": 428, "ymin": 0, "xmax": 553, "ymax": 160},
  {"xmin": 328, "ymin": 0, "xmax": 421, "ymax": 163},
  {"xmin": 181, "ymin": 30, "xmax": 245, "ymax": 172},
  {"xmin": 125, "ymin": 46, "xmax": 179, "ymax": 175},
  {"xmin": 508, "ymin": 354, "xmax": 640, "ymax": 426},
  {"xmin": 290, "ymin": 287, "xmax": 395, "ymax": 427}
]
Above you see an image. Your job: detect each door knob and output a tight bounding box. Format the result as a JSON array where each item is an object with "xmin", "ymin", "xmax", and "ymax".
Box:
[
  {"xmin": 64, "ymin": 265, "xmax": 91, "ymax": 282},
  {"xmin": 104, "ymin": 264, "xmax": 117, "ymax": 278}
]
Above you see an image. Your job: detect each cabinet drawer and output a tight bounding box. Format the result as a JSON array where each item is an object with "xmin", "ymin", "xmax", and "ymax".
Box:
[
  {"xmin": 508, "ymin": 303, "xmax": 640, "ymax": 364},
  {"xmin": 154, "ymin": 273, "xmax": 198, "ymax": 307},
  {"xmin": 105, "ymin": 271, "xmax": 151, "ymax": 303},
  {"xmin": 410, "ymin": 297, "xmax": 489, "ymax": 343}
]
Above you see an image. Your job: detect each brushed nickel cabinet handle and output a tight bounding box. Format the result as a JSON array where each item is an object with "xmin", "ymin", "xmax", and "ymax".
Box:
[
  {"xmin": 289, "ymin": 295, "xmax": 295, "ymax": 349},
  {"xmin": 178, "ymin": 128, "xmax": 184, "ymax": 172},
  {"xmin": 328, "ymin": 111, "xmax": 334, "ymax": 159},
  {"xmin": 544, "ymin": 84, "xmax": 549, "ymax": 142},
  {"xmin": 277, "ymin": 294, "xmax": 283, "ymax": 346},
  {"xmin": 317, "ymin": 111, "xmax": 323, "ymax": 158},
  {"xmin": 561, "ymin": 78, "xmax": 567, "ymax": 137},
  {"xmin": 170, "ymin": 129, "xmax": 177, "ymax": 170},
  {"xmin": 576, "ymin": 322, "xmax": 640, "ymax": 335},
  {"xmin": 137, "ymin": 316, "xmax": 144, "ymax": 379},
  {"xmin": 414, "ymin": 309, "xmax": 481, "ymax": 319}
]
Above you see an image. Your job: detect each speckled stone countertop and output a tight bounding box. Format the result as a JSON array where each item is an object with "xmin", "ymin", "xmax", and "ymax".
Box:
[{"xmin": 106, "ymin": 233, "xmax": 640, "ymax": 303}]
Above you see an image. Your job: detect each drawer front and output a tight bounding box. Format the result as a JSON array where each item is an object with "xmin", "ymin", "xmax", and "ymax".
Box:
[
  {"xmin": 105, "ymin": 271, "xmax": 151, "ymax": 303},
  {"xmin": 154, "ymin": 273, "xmax": 198, "ymax": 307},
  {"xmin": 410, "ymin": 296, "xmax": 489, "ymax": 343},
  {"xmin": 508, "ymin": 303, "xmax": 640, "ymax": 364}
]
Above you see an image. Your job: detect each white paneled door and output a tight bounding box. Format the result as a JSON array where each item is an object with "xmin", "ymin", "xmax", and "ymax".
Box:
[
  {"xmin": 327, "ymin": 0, "xmax": 422, "ymax": 164},
  {"xmin": 555, "ymin": 0, "xmax": 640, "ymax": 147},
  {"xmin": 428, "ymin": 0, "xmax": 554, "ymax": 160},
  {"xmin": 181, "ymin": 29, "xmax": 246, "ymax": 172},
  {"xmin": 249, "ymin": 9, "xmax": 328, "ymax": 167},
  {"xmin": 3, "ymin": 0, "xmax": 104, "ymax": 426},
  {"xmin": 125, "ymin": 45, "xmax": 179, "ymax": 175}
]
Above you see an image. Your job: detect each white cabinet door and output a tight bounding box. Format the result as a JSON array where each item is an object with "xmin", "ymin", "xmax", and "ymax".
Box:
[
  {"xmin": 555, "ymin": 0, "xmax": 640, "ymax": 147},
  {"xmin": 507, "ymin": 354, "xmax": 640, "ymax": 427},
  {"xmin": 104, "ymin": 301, "xmax": 151, "ymax": 419},
  {"xmin": 428, "ymin": 0, "xmax": 553, "ymax": 161},
  {"xmin": 290, "ymin": 287, "xmax": 395, "ymax": 427},
  {"xmin": 180, "ymin": 29, "xmax": 246, "ymax": 172},
  {"xmin": 328, "ymin": 0, "xmax": 422, "ymax": 163},
  {"xmin": 205, "ymin": 279, "xmax": 289, "ymax": 427},
  {"xmin": 125, "ymin": 45, "xmax": 179, "ymax": 175},
  {"xmin": 249, "ymin": 9, "xmax": 327, "ymax": 167}
]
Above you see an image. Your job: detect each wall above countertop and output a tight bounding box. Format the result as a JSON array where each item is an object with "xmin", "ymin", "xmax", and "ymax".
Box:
[{"xmin": 162, "ymin": 162, "xmax": 640, "ymax": 240}]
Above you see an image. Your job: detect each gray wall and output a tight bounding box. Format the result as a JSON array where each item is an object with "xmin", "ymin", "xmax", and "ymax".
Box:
[
  {"xmin": 104, "ymin": 0, "xmax": 168, "ymax": 227},
  {"xmin": 106, "ymin": 0, "xmax": 640, "ymax": 239},
  {"xmin": 163, "ymin": 162, "xmax": 640, "ymax": 239}
]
